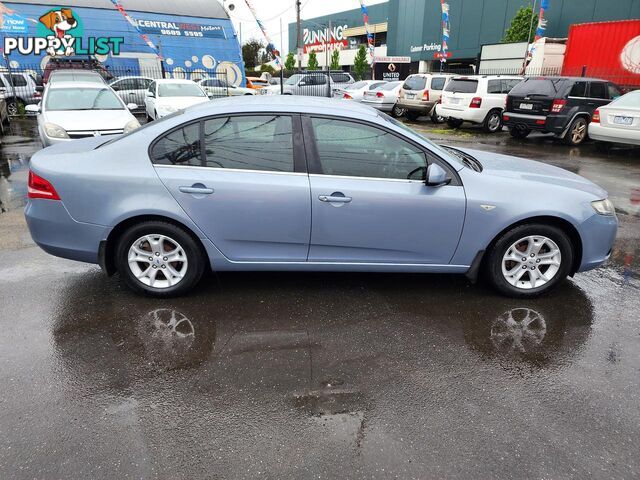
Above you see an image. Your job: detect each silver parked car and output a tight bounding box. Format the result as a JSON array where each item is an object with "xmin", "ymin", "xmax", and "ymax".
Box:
[
  {"xmin": 109, "ymin": 76, "xmax": 154, "ymax": 110},
  {"xmin": 283, "ymin": 71, "xmax": 355, "ymax": 96},
  {"xmin": 0, "ymin": 72, "xmax": 41, "ymax": 115},
  {"xmin": 25, "ymin": 96, "xmax": 616, "ymax": 298}
]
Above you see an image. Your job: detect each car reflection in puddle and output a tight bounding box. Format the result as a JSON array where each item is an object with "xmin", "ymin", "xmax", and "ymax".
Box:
[{"xmin": 489, "ymin": 307, "xmax": 547, "ymax": 355}]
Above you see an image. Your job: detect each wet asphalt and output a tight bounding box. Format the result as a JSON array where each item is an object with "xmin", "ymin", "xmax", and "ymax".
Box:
[{"xmin": 0, "ymin": 117, "xmax": 639, "ymax": 480}]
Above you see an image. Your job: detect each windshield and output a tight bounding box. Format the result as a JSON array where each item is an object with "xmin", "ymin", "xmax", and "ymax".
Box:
[
  {"xmin": 444, "ymin": 79, "xmax": 478, "ymax": 93},
  {"xmin": 510, "ymin": 78, "xmax": 566, "ymax": 97},
  {"xmin": 403, "ymin": 76, "xmax": 427, "ymax": 91},
  {"xmin": 45, "ymin": 87, "xmax": 124, "ymax": 111},
  {"xmin": 158, "ymin": 83, "xmax": 205, "ymax": 97},
  {"xmin": 285, "ymin": 74, "xmax": 303, "ymax": 86},
  {"xmin": 51, "ymin": 72, "xmax": 103, "ymax": 83}
]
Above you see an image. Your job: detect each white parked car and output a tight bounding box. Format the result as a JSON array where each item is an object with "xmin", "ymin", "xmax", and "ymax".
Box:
[
  {"xmin": 361, "ymin": 80, "xmax": 406, "ymax": 117},
  {"xmin": 588, "ymin": 90, "xmax": 640, "ymax": 147},
  {"xmin": 198, "ymin": 78, "xmax": 255, "ymax": 97},
  {"xmin": 145, "ymin": 79, "xmax": 209, "ymax": 120},
  {"xmin": 333, "ymin": 80, "xmax": 387, "ymax": 101},
  {"xmin": 436, "ymin": 75, "xmax": 522, "ymax": 133},
  {"xmin": 26, "ymin": 81, "xmax": 139, "ymax": 147},
  {"xmin": 397, "ymin": 73, "xmax": 454, "ymax": 122}
]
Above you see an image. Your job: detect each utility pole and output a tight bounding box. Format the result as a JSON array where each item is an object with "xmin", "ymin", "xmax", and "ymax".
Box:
[{"xmin": 296, "ymin": 0, "xmax": 302, "ymax": 71}]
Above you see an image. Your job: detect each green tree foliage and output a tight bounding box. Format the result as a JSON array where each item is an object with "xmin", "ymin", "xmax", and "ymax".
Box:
[
  {"xmin": 307, "ymin": 50, "xmax": 319, "ymax": 71},
  {"xmin": 353, "ymin": 45, "xmax": 369, "ymax": 80},
  {"xmin": 502, "ymin": 6, "xmax": 535, "ymax": 43},
  {"xmin": 330, "ymin": 48, "xmax": 341, "ymax": 71},
  {"xmin": 284, "ymin": 52, "xmax": 296, "ymax": 71},
  {"xmin": 260, "ymin": 64, "xmax": 276, "ymax": 75},
  {"xmin": 242, "ymin": 39, "xmax": 264, "ymax": 69}
]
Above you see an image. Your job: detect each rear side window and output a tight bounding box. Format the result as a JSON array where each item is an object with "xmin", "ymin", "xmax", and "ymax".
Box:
[
  {"xmin": 430, "ymin": 77, "xmax": 446, "ymax": 90},
  {"xmin": 569, "ymin": 81, "xmax": 587, "ymax": 97},
  {"xmin": 331, "ymin": 73, "xmax": 350, "ymax": 83},
  {"xmin": 403, "ymin": 76, "xmax": 427, "ymax": 90},
  {"xmin": 4, "ymin": 74, "xmax": 27, "ymax": 87},
  {"xmin": 203, "ymin": 115, "xmax": 294, "ymax": 172},
  {"xmin": 510, "ymin": 78, "xmax": 566, "ymax": 97},
  {"xmin": 444, "ymin": 79, "xmax": 478, "ymax": 94},
  {"xmin": 151, "ymin": 123, "xmax": 202, "ymax": 166},
  {"xmin": 589, "ymin": 82, "xmax": 607, "ymax": 99}
]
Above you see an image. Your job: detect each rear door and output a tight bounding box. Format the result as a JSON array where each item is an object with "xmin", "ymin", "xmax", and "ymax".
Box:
[
  {"xmin": 507, "ymin": 78, "xmax": 564, "ymax": 115},
  {"xmin": 152, "ymin": 114, "xmax": 311, "ymax": 262},
  {"xmin": 428, "ymin": 76, "xmax": 448, "ymax": 103},
  {"xmin": 442, "ymin": 78, "xmax": 478, "ymax": 111}
]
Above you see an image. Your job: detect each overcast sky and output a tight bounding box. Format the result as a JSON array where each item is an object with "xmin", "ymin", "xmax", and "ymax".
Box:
[{"xmin": 222, "ymin": 0, "xmax": 388, "ymax": 53}]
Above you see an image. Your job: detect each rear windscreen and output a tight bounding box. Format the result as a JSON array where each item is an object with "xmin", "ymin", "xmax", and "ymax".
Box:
[
  {"xmin": 403, "ymin": 76, "xmax": 427, "ymax": 90},
  {"xmin": 510, "ymin": 79, "xmax": 566, "ymax": 97},
  {"xmin": 444, "ymin": 79, "xmax": 478, "ymax": 94}
]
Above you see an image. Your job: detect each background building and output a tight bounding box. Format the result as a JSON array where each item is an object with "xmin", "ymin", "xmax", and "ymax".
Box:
[{"xmin": 1, "ymin": 0, "xmax": 245, "ymax": 85}]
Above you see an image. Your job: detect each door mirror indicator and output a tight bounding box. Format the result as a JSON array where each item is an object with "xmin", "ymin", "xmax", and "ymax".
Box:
[{"xmin": 426, "ymin": 163, "xmax": 451, "ymax": 187}]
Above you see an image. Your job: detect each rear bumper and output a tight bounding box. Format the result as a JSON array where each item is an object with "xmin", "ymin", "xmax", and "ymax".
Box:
[
  {"xmin": 25, "ymin": 199, "xmax": 108, "ymax": 264},
  {"xmin": 397, "ymin": 98, "xmax": 435, "ymax": 113},
  {"xmin": 361, "ymin": 100, "xmax": 394, "ymax": 111},
  {"xmin": 436, "ymin": 105, "xmax": 486, "ymax": 123},
  {"xmin": 503, "ymin": 111, "xmax": 567, "ymax": 134},
  {"xmin": 576, "ymin": 212, "xmax": 618, "ymax": 272},
  {"xmin": 588, "ymin": 123, "xmax": 640, "ymax": 146}
]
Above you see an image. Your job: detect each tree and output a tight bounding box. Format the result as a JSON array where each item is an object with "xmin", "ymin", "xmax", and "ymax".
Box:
[
  {"xmin": 307, "ymin": 50, "xmax": 319, "ymax": 71},
  {"xmin": 284, "ymin": 52, "xmax": 296, "ymax": 71},
  {"xmin": 242, "ymin": 39, "xmax": 265, "ymax": 69},
  {"xmin": 353, "ymin": 45, "xmax": 369, "ymax": 80},
  {"xmin": 502, "ymin": 6, "xmax": 535, "ymax": 43},
  {"xmin": 330, "ymin": 48, "xmax": 340, "ymax": 71},
  {"xmin": 260, "ymin": 64, "xmax": 276, "ymax": 75}
]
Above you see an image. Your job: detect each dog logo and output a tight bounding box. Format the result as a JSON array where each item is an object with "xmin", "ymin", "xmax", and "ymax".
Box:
[{"xmin": 39, "ymin": 8, "xmax": 78, "ymax": 56}]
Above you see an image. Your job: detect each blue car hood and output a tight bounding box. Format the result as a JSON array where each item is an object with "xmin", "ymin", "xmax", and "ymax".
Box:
[{"xmin": 458, "ymin": 148, "xmax": 608, "ymax": 199}]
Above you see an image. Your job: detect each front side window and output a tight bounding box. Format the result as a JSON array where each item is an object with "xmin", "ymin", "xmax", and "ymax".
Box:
[
  {"xmin": 589, "ymin": 82, "xmax": 607, "ymax": 99},
  {"xmin": 311, "ymin": 118, "xmax": 427, "ymax": 180},
  {"xmin": 203, "ymin": 115, "xmax": 294, "ymax": 172},
  {"xmin": 430, "ymin": 77, "xmax": 446, "ymax": 90},
  {"xmin": 487, "ymin": 80, "xmax": 502, "ymax": 94},
  {"xmin": 502, "ymin": 79, "xmax": 521, "ymax": 93},
  {"xmin": 10, "ymin": 74, "xmax": 27, "ymax": 87},
  {"xmin": 608, "ymin": 84, "xmax": 622, "ymax": 100},
  {"xmin": 151, "ymin": 123, "xmax": 201, "ymax": 166}
]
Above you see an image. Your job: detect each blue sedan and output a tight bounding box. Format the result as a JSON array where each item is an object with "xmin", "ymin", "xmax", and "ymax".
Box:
[{"xmin": 25, "ymin": 96, "xmax": 617, "ymax": 297}]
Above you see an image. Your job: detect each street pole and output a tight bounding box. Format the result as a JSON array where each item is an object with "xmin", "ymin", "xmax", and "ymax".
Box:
[
  {"xmin": 280, "ymin": 17, "xmax": 285, "ymax": 94},
  {"xmin": 296, "ymin": 0, "xmax": 302, "ymax": 71},
  {"xmin": 521, "ymin": 0, "xmax": 538, "ymax": 74},
  {"xmin": 326, "ymin": 20, "xmax": 331, "ymax": 97}
]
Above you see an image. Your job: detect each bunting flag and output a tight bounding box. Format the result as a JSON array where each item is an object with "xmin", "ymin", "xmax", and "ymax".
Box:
[
  {"xmin": 242, "ymin": 0, "xmax": 282, "ymax": 69},
  {"xmin": 440, "ymin": 0, "xmax": 450, "ymax": 63},
  {"xmin": 358, "ymin": 0, "xmax": 375, "ymax": 61},
  {"xmin": 109, "ymin": 0, "xmax": 161, "ymax": 58},
  {"xmin": 528, "ymin": 0, "xmax": 550, "ymax": 59}
]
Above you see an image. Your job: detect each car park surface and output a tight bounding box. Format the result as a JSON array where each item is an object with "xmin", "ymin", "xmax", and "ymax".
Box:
[{"xmin": 0, "ymin": 115, "xmax": 639, "ymax": 480}]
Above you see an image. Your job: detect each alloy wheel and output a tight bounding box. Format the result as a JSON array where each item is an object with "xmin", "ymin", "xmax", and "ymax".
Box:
[
  {"xmin": 487, "ymin": 113, "xmax": 501, "ymax": 132},
  {"xmin": 128, "ymin": 234, "xmax": 188, "ymax": 289},
  {"xmin": 7, "ymin": 102, "xmax": 18, "ymax": 116},
  {"xmin": 570, "ymin": 119, "xmax": 587, "ymax": 144},
  {"xmin": 501, "ymin": 235, "xmax": 561, "ymax": 290}
]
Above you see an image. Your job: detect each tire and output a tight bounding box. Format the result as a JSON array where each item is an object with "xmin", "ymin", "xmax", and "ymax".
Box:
[
  {"xmin": 391, "ymin": 104, "xmax": 406, "ymax": 118},
  {"xmin": 483, "ymin": 110, "xmax": 503, "ymax": 133},
  {"xmin": 485, "ymin": 223, "xmax": 574, "ymax": 298},
  {"xmin": 7, "ymin": 99, "xmax": 24, "ymax": 116},
  {"xmin": 509, "ymin": 126, "xmax": 531, "ymax": 139},
  {"xmin": 146, "ymin": 112, "xmax": 153, "ymax": 122},
  {"xmin": 431, "ymin": 110, "xmax": 445, "ymax": 124},
  {"xmin": 564, "ymin": 117, "xmax": 589, "ymax": 146},
  {"xmin": 404, "ymin": 110, "xmax": 421, "ymax": 121},
  {"xmin": 115, "ymin": 221, "xmax": 206, "ymax": 297},
  {"xmin": 446, "ymin": 118, "xmax": 463, "ymax": 129}
]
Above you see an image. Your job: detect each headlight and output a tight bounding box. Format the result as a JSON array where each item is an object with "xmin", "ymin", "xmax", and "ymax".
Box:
[
  {"xmin": 43, "ymin": 122, "xmax": 68, "ymax": 139},
  {"xmin": 591, "ymin": 199, "xmax": 615, "ymax": 216},
  {"xmin": 123, "ymin": 118, "xmax": 140, "ymax": 134}
]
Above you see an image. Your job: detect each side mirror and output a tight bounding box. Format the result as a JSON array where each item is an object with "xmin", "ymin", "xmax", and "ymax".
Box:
[
  {"xmin": 426, "ymin": 163, "xmax": 450, "ymax": 187},
  {"xmin": 35, "ymin": 85, "xmax": 44, "ymax": 93},
  {"xmin": 146, "ymin": 91, "xmax": 155, "ymax": 98},
  {"xmin": 111, "ymin": 84, "xmax": 120, "ymax": 91},
  {"xmin": 25, "ymin": 104, "xmax": 40, "ymax": 114},
  {"xmin": 126, "ymin": 103, "xmax": 137, "ymax": 110}
]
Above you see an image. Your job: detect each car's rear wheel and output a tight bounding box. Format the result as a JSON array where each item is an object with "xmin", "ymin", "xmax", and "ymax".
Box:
[
  {"xmin": 509, "ymin": 126, "xmax": 531, "ymax": 138},
  {"xmin": 116, "ymin": 221, "xmax": 205, "ymax": 297},
  {"xmin": 565, "ymin": 117, "xmax": 588, "ymax": 145},
  {"xmin": 485, "ymin": 224, "xmax": 573, "ymax": 298},
  {"xmin": 431, "ymin": 110, "xmax": 445, "ymax": 124},
  {"xmin": 404, "ymin": 110, "xmax": 421, "ymax": 121},
  {"xmin": 447, "ymin": 118, "xmax": 463, "ymax": 129},
  {"xmin": 7, "ymin": 99, "xmax": 24, "ymax": 116},
  {"xmin": 391, "ymin": 104, "xmax": 406, "ymax": 118},
  {"xmin": 483, "ymin": 110, "xmax": 503, "ymax": 133}
]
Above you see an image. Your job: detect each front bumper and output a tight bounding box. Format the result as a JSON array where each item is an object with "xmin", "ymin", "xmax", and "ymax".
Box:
[
  {"xmin": 576, "ymin": 212, "xmax": 618, "ymax": 272},
  {"xmin": 25, "ymin": 199, "xmax": 108, "ymax": 264}
]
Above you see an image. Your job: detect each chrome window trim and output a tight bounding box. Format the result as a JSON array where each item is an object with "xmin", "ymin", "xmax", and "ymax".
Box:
[
  {"xmin": 309, "ymin": 173, "xmax": 428, "ymax": 184},
  {"xmin": 154, "ymin": 164, "xmax": 307, "ymax": 176}
]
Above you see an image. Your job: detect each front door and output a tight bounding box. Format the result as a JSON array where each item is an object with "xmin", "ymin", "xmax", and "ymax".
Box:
[
  {"xmin": 304, "ymin": 116, "xmax": 466, "ymax": 264},
  {"xmin": 152, "ymin": 114, "xmax": 311, "ymax": 262}
]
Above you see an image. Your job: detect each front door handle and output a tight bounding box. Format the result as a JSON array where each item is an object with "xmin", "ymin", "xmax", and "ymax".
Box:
[
  {"xmin": 319, "ymin": 194, "xmax": 352, "ymax": 203},
  {"xmin": 179, "ymin": 184, "xmax": 214, "ymax": 195}
]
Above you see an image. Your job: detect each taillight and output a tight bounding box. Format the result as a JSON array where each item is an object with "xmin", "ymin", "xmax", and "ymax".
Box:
[
  {"xmin": 551, "ymin": 99, "xmax": 566, "ymax": 113},
  {"xmin": 28, "ymin": 170, "xmax": 60, "ymax": 200},
  {"xmin": 592, "ymin": 109, "xmax": 600, "ymax": 123},
  {"xmin": 376, "ymin": 92, "xmax": 384, "ymax": 98},
  {"xmin": 422, "ymin": 90, "xmax": 429, "ymax": 101},
  {"xmin": 504, "ymin": 95, "xmax": 509, "ymax": 109},
  {"xmin": 343, "ymin": 93, "xmax": 352, "ymax": 100},
  {"xmin": 470, "ymin": 97, "xmax": 482, "ymax": 108}
]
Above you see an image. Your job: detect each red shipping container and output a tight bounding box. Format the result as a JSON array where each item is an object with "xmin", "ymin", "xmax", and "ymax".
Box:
[{"xmin": 562, "ymin": 20, "xmax": 640, "ymax": 88}]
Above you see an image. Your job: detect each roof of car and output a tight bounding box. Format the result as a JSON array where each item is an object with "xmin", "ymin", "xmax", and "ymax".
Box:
[
  {"xmin": 524, "ymin": 76, "xmax": 612, "ymax": 82},
  {"xmin": 188, "ymin": 95, "xmax": 380, "ymax": 119},
  {"xmin": 154, "ymin": 79, "xmax": 198, "ymax": 84}
]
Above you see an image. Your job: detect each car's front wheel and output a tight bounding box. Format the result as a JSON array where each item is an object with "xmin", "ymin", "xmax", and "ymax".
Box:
[
  {"xmin": 404, "ymin": 110, "xmax": 421, "ymax": 121},
  {"xmin": 447, "ymin": 118, "xmax": 463, "ymax": 129},
  {"xmin": 115, "ymin": 221, "xmax": 206, "ymax": 297},
  {"xmin": 485, "ymin": 224, "xmax": 573, "ymax": 298}
]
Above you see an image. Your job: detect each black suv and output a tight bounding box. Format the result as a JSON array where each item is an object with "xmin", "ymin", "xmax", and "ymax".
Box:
[{"xmin": 503, "ymin": 77, "xmax": 622, "ymax": 145}]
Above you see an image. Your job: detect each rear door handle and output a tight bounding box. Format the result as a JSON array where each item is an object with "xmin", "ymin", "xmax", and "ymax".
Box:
[
  {"xmin": 179, "ymin": 185, "xmax": 214, "ymax": 195},
  {"xmin": 319, "ymin": 194, "xmax": 352, "ymax": 203}
]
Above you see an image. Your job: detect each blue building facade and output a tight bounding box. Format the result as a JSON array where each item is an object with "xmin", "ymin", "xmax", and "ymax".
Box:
[{"xmin": 0, "ymin": 0, "xmax": 245, "ymax": 85}]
